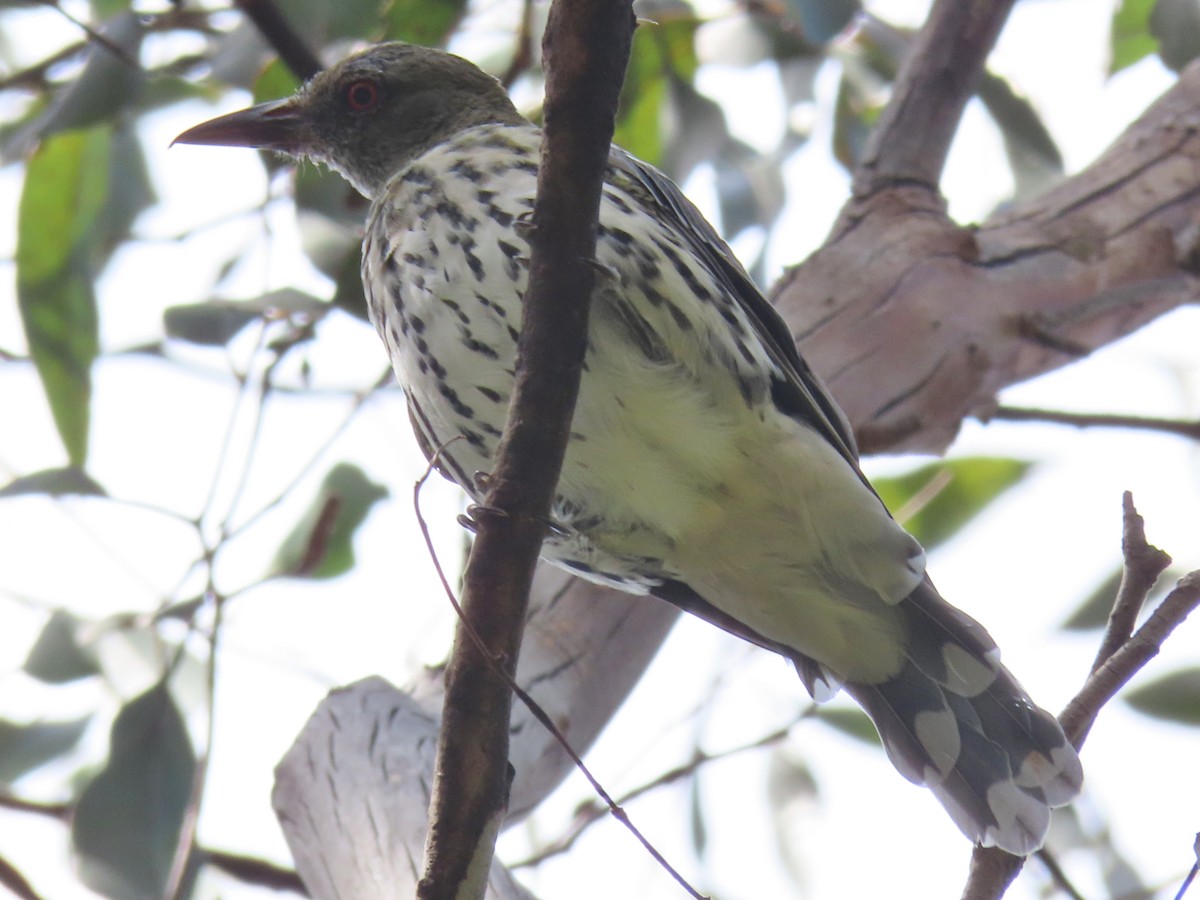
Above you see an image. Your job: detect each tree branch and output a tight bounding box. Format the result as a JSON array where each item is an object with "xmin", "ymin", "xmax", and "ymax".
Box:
[
  {"xmin": 852, "ymin": 0, "xmax": 1017, "ymax": 199},
  {"xmin": 961, "ymin": 496, "xmax": 1200, "ymax": 900},
  {"xmin": 416, "ymin": 4, "xmax": 636, "ymax": 898},
  {"xmin": 231, "ymin": 0, "xmax": 321, "ymax": 80},
  {"xmin": 776, "ymin": 58, "xmax": 1200, "ymax": 455},
  {"xmin": 986, "ymin": 406, "xmax": 1200, "ymax": 441}
]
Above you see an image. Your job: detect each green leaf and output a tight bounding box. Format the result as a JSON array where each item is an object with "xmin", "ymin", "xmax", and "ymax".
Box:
[
  {"xmin": 779, "ymin": 0, "xmax": 860, "ymax": 45},
  {"xmin": 24, "ymin": 610, "xmax": 102, "ymax": 684},
  {"xmin": 252, "ymin": 58, "xmax": 301, "ymax": 104},
  {"xmin": 614, "ymin": 17, "xmax": 702, "ymax": 169},
  {"xmin": 73, "ymin": 682, "xmax": 196, "ymax": 900},
  {"xmin": 0, "ymin": 716, "xmax": 90, "ymax": 783},
  {"xmin": 16, "ymin": 127, "xmax": 111, "ymax": 466},
  {"xmin": 830, "ymin": 71, "xmax": 880, "ymax": 171},
  {"xmin": 1124, "ymin": 668, "xmax": 1200, "ymax": 725},
  {"xmin": 1, "ymin": 13, "xmax": 144, "ymax": 161},
  {"xmin": 977, "ymin": 71, "xmax": 1063, "ymax": 201},
  {"xmin": 1061, "ymin": 567, "xmax": 1123, "ymax": 631},
  {"xmin": 873, "ymin": 457, "xmax": 1032, "ymax": 552},
  {"xmin": 381, "ymin": 0, "xmax": 469, "ymax": 46},
  {"xmin": 1110, "ymin": 0, "xmax": 1158, "ymax": 75},
  {"xmin": 1150, "ymin": 0, "xmax": 1200, "ymax": 71},
  {"xmin": 94, "ymin": 124, "xmax": 156, "ymax": 264},
  {"xmin": 330, "ymin": 246, "xmax": 370, "ymax": 322},
  {"xmin": 814, "ymin": 706, "xmax": 880, "ymax": 746},
  {"xmin": 0, "ymin": 466, "xmax": 106, "ymax": 498},
  {"xmin": 272, "ymin": 463, "xmax": 389, "ymax": 579},
  {"xmin": 163, "ymin": 290, "xmax": 326, "ymax": 346}
]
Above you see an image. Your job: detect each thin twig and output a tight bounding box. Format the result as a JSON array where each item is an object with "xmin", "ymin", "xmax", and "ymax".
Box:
[
  {"xmin": 1090, "ymin": 492, "xmax": 1172, "ymax": 674},
  {"xmin": 987, "ymin": 406, "xmax": 1200, "ymax": 442},
  {"xmin": 413, "ymin": 461, "xmax": 707, "ymax": 899},
  {"xmin": 851, "ymin": 0, "xmax": 1017, "ymax": 197},
  {"xmin": 512, "ymin": 714, "xmax": 809, "ymax": 868},
  {"xmin": 1061, "ymin": 569, "xmax": 1200, "ymax": 747},
  {"xmin": 38, "ymin": 1, "xmax": 140, "ymax": 68},
  {"xmin": 1033, "ymin": 848, "xmax": 1087, "ymax": 900},
  {"xmin": 962, "ymin": 497, "xmax": 1200, "ymax": 900},
  {"xmin": 500, "ymin": 0, "xmax": 537, "ymax": 88},
  {"xmin": 1176, "ymin": 833, "xmax": 1199, "ymax": 900}
]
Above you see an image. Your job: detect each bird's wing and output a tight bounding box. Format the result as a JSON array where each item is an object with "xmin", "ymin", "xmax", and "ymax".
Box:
[{"xmin": 608, "ymin": 147, "xmax": 861, "ymax": 469}]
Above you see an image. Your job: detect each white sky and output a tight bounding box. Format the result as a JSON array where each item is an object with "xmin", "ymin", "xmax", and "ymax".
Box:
[{"xmin": 1, "ymin": 1, "xmax": 1198, "ymax": 899}]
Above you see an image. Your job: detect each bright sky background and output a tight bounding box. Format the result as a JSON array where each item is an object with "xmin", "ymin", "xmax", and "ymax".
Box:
[{"xmin": 1, "ymin": 0, "xmax": 1198, "ymax": 898}]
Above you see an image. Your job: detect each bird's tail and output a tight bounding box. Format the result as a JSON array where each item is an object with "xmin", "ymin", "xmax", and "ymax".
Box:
[{"xmin": 836, "ymin": 580, "xmax": 1082, "ymax": 855}]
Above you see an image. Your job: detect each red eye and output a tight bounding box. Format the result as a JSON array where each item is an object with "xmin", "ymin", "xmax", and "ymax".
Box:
[{"xmin": 345, "ymin": 79, "xmax": 379, "ymax": 112}]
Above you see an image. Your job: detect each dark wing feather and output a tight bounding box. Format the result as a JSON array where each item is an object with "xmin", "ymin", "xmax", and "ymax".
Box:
[{"xmin": 608, "ymin": 148, "xmax": 861, "ymax": 468}]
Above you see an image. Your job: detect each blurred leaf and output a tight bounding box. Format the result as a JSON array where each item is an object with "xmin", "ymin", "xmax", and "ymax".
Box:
[
  {"xmin": 814, "ymin": 706, "xmax": 879, "ymax": 746},
  {"xmin": 163, "ymin": 290, "xmax": 326, "ymax": 346},
  {"xmin": 1061, "ymin": 565, "xmax": 1186, "ymax": 631},
  {"xmin": 24, "ymin": 610, "xmax": 101, "ymax": 684},
  {"xmin": 782, "ymin": 0, "xmax": 860, "ymax": 44},
  {"xmin": 1151, "ymin": 0, "xmax": 1200, "ymax": 71},
  {"xmin": 272, "ymin": 463, "xmax": 389, "ymax": 579},
  {"xmin": 1, "ymin": 13, "xmax": 143, "ymax": 162},
  {"xmin": 977, "ymin": 71, "xmax": 1063, "ymax": 201},
  {"xmin": 330, "ymin": 246, "xmax": 370, "ymax": 321},
  {"xmin": 0, "ymin": 717, "xmax": 90, "ymax": 783},
  {"xmin": 324, "ymin": 0, "xmax": 386, "ymax": 43},
  {"xmin": 767, "ymin": 747, "xmax": 819, "ymax": 890},
  {"xmin": 831, "ymin": 71, "xmax": 880, "ymax": 171},
  {"xmin": 163, "ymin": 302, "xmax": 260, "ymax": 346},
  {"xmin": 96, "ymin": 125, "xmax": 156, "ymax": 262},
  {"xmin": 381, "ymin": 0, "xmax": 468, "ymax": 45},
  {"xmin": 873, "ymin": 457, "xmax": 1032, "ymax": 552},
  {"xmin": 0, "ymin": 466, "xmax": 106, "ymax": 498},
  {"xmin": 1124, "ymin": 668, "xmax": 1200, "ymax": 725},
  {"xmin": 615, "ymin": 16, "xmax": 702, "ymax": 169},
  {"xmin": 252, "ymin": 57, "xmax": 300, "ymax": 104},
  {"xmin": 73, "ymin": 682, "xmax": 196, "ymax": 900},
  {"xmin": 17, "ymin": 127, "xmax": 110, "ymax": 467},
  {"xmin": 1110, "ymin": 0, "xmax": 1158, "ymax": 75},
  {"xmin": 1061, "ymin": 566, "xmax": 1123, "ymax": 631}
]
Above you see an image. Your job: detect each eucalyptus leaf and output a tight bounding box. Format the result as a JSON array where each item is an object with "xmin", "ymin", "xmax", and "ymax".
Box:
[
  {"xmin": 381, "ymin": 0, "xmax": 468, "ymax": 45},
  {"xmin": 0, "ymin": 466, "xmax": 105, "ymax": 498},
  {"xmin": 977, "ymin": 72, "xmax": 1063, "ymax": 201},
  {"xmin": 1061, "ymin": 567, "xmax": 1123, "ymax": 631},
  {"xmin": 271, "ymin": 463, "xmax": 389, "ymax": 579},
  {"xmin": 1150, "ymin": 0, "xmax": 1200, "ymax": 71},
  {"xmin": 873, "ymin": 457, "xmax": 1032, "ymax": 552},
  {"xmin": 72, "ymin": 682, "xmax": 196, "ymax": 900},
  {"xmin": 16, "ymin": 127, "xmax": 109, "ymax": 466},
  {"xmin": 1110, "ymin": 0, "xmax": 1158, "ymax": 75},
  {"xmin": 780, "ymin": 0, "xmax": 860, "ymax": 45},
  {"xmin": 24, "ymin": 610, "xmax": 101, "ymax": 684},
  {"xmin": 163, "ymin": 290, "xmax": 327, "ymax": 346},
  {"xmin": 1124, "ymin": 668, "xmax": 1200, "ymax": 725},
  {"xmin": 0, "ymin": 716, "xmax": 90, "ymax": 783},
  {"xmin": 814, "ymin": 706, "xmax": 880, "ymax": 746}
]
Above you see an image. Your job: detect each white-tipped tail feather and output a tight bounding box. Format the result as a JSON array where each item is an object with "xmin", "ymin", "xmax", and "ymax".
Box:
[{"xmin": 841, "ymin": 580, "xmax": 1082, "ymax": 854}]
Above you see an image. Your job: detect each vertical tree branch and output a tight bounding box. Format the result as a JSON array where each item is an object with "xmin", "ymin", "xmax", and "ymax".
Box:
[
  {"xmin": 961, "ymin": 497, "xmax": 1200, "ymax": 900},
  {"xmin": 852, "ymin": 0, "xmax": 1016, "ymax": 197},
  {"xmin": 231, "ymin": 0, "xmax": 321, "ymax": 80},
  {"xmin": 416, "ymin": 3, "xmax": 636, "ymax": 898}
]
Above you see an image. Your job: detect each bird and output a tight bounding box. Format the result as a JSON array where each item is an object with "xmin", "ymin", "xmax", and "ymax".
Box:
[{"xmin": 175, "ymin": 41, "xmax": 1082, "ymax": 854}]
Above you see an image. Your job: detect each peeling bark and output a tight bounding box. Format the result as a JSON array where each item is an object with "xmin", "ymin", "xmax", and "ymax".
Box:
[{"xmin": 775, "ymin": 61, "xmax": 1200, "ymax": 454}]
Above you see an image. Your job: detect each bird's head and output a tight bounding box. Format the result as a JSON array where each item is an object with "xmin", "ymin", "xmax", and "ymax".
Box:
[{"xmin": 174, "ymin": 43, "xmax": 525, "ymax": 199}]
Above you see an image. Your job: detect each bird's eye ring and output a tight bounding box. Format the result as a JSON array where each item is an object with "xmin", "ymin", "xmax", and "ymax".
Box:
[{"xmin": 345, "ymin": 79, "xmax": 380, "ymax": 112}]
